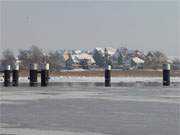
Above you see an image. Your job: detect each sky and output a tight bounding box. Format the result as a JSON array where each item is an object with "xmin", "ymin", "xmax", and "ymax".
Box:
[{"xmin": 0, "ymin": 0, "xmax": 179, "ymax": 57}]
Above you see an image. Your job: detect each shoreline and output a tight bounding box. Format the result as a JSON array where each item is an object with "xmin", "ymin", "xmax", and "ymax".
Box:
[
  {"xmin": 1, "ymin": 76, "xmax": 180, "ymax": 84},
  {"xmin": 18, "ymin": 69, "xmax": 180, "ymax": 77}
]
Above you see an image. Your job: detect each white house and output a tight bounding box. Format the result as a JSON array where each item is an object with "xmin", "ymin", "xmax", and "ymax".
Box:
[
  {"xmin": 131, "ymin": 57, "xmax": 145, "ymax": 69},
  {"xmin": 111, "ymin": 47, "xmax": 145, "ymax": 69},
  {"xmin": 66, "ymin": 53, "xmax": 96, "ymax": 69},
  {"xmin": 92, "ymin": 47, "xmax": 116, "ymax": 57}
]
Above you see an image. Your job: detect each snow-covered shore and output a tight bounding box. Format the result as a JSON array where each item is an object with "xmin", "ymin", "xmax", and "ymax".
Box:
[{"xmin": 0, "ymin": 76, "xmax": 180, "ymax": 83}]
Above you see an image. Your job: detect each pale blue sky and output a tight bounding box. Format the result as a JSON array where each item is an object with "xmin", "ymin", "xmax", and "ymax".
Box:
[{"xmin": 0, "ymin": 0, "xmax": 179, "ymax": 57}]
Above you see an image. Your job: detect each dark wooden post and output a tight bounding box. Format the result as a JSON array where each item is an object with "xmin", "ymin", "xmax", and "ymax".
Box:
[
  {"xmin": 105, "ymin": 65, "xmax": 111, "ymax": 87},
  {"xmin": 12, "ymin": 64, "xmax": 19, "ymax": 86},
  {"xmin": 163, "ymin": 64, "xmax": 170, "ymax": 86},
  {"xmin": 4, "ymin": 65, "xmax": 11, "ymax": 87},
  {"xmin": 41, "ymin": 63, "xmax": 49, "ymax": 87},
  {"xmin": 29, "ymin": 63, "xmax": 38, "ymax": 87}
]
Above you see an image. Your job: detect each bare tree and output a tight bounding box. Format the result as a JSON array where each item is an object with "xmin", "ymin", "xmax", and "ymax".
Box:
[
  {"xmin": 0, "ymin": 49, "xmax": 16, "ymax": 68},
  {"xmin": 18, "ymin": 49, "xmax": 31, "ymax": 69},
  {"xmin": 18, "ymin": 45, "xmax": 44, "ymax": 69},
  {"xmin": 47, "ymin": 51, "xmax": 65, "ymax": 71},
  {"xmin": 172, "ymin": 58, "xmax": 180, "ymax": 65},
  {"xmin": 172, "ymin": 58, "xmax": 180, "ymax": 70},
  {"xmin": 29, "ymin": 45, "xmax": 44, "ymax": 63},
  {"xmin": 144, "ymin": 51, "xmax": 168, "ymax": 69}
]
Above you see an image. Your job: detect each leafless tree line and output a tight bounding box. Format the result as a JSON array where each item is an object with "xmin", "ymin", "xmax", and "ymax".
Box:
[
  {"xmin": 0, "ymin": 45, "xmax": 179, "ymax": 70},
  {"xmin": 0, "ymin": 46, "xmax": 65, "ymax": 71}
]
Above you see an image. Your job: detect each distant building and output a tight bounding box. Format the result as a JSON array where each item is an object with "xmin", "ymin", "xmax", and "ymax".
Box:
[
  {"xmin": 105, "ymin": 47, "xmax": 116, "ymax": 57},
  {"xmin": 92, "ymin": 47, "xmax": 116, "ymax": 67},
  {"xmin": 111, "ymin": 47, "xmax": 145, "ymax": 69},
  {"xmin": 72, "ymin": 50, "xmax": 82, "ymax": 55},
  {"xmin": 92, "ymin": 48, "xmax": 105, "ymax": 56},
  {"xmin": 92, "ymin": 47, "xmax": 116, "ymax": 57},
  {"xmin": 66, "ymin": 53, "xmax": 96, "ymax": 69},
  {"xmin": 131, "ymin": 57, "xmax": 144, "ymax": 69},
  {"xmin": 63, "ymin": 51, "xmax": 70, "ymax": 62}
]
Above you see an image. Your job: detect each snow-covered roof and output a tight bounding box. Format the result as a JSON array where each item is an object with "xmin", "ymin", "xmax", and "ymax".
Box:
[
  {"xmin": 106, "ymin": 47, "xmax": 116, "ymax": 56},
  {"xmin": 132, "ymin": 57, "xmax": 144, "ymax": 64},
  {"xmin": 92, "ymin": 48, "xmax": 104, "ymax": 55},
  {"xmin": 73, "ymin": 50, "xmax": 82, "ymax": 54},
  {"xmin": 71, "ymin": 53, "xmax": 95, "ymax": 64},
  {"xmin": 71, "ymin": 55, "xmax": 79, "ymax": 63},
  {"xmin": 93, "ymin": 47, "xmax": 116, "ymax": 56}
]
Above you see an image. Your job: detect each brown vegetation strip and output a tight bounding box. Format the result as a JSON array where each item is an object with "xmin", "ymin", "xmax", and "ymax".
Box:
[{"xmin": 19, "ymin": 70, "xmax": 180, "ymax": 77}]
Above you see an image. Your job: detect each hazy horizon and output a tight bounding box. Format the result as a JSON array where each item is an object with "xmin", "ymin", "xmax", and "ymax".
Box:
[{"xmin": 1, "ymin": 0, "xmax": 179, "ymax": 57}]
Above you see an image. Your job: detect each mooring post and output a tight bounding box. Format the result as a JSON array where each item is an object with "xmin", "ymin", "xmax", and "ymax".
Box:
[
  {"xmin": 29, "ymin": 63, "xmax": 38, "ymax": 87},
  {"xmin": 163, "ymin": 63, "xmax": 170, "ymax": 86},
  {"xmin": 12, "ymin": 64, "xmax": 19, "ymax": 86},
  {"xmin": 41, "ymin": 63, "xmax": 49, "ymax": 87},
  {"xmin": 4, "ymin": 65, "xmax": 11, "ymax": 87},
  {"xmin": 105, "ymin": 65, "xmax": 111, "ymax": 87}
]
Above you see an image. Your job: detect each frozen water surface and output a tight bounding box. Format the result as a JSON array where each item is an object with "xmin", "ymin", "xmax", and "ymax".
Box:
[{"xmin": 0, "ymin": 78, "xmax": 180, "ymax": 135}]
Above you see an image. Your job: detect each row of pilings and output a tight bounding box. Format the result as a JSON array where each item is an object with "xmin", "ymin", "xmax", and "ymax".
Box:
[
  {"xmin": 1, "ymin": 63, "xmax": 171, "ymax": 87},
  {"xmin": 1, "ymin": 63, "xmax": 49, "ymax": 87},
  {"xmin": 104, "ymin": 63, "xmax": 171, "ymax": 86}
]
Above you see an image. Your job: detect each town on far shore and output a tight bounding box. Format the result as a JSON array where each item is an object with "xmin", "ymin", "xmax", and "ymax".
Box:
[{"xmin": 0, "ymin": 46, "xmax": 180, "ymax": 71}]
